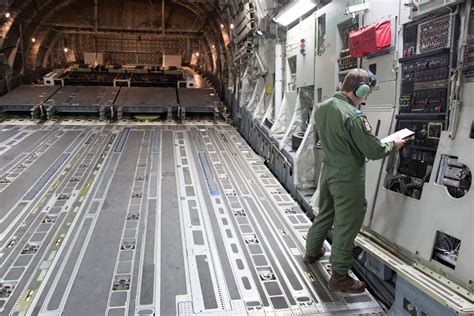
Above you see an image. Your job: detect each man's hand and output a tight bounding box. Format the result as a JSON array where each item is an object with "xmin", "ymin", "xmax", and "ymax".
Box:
[{"xmin": 393, "ymin": 136, "xmax": 406, "ymax": 150}]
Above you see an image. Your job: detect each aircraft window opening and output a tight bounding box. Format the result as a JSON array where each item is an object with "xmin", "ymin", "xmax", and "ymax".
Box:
[{"xmin": 431, "ymin": 231, "xmax": 461, "ymax": 270}]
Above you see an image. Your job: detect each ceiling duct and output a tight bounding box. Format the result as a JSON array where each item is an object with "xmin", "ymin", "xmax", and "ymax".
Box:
[
  {"xmin": 406, "ymin": 0, "xmax": 464, "ymax": 19},
  {"xmin": 233, "ymin": 40, "xmax": 254, "ymax": 64},
  {"xmin": 233, "ymin": 3, "xmax": 257, "ymax": 44}
]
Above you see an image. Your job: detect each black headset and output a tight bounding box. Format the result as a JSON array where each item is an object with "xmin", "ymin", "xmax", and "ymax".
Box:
[{"xmin": 353, "ymin": 70, "xmax": 377, "ymax": 98}]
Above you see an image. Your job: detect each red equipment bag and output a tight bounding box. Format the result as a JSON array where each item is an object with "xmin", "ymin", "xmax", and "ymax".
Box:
[
  {"xmin": 349, "ymin": 19, "xmax": 392, "ymax": 57},
  {"xmin": 349, "ymin": 28, "xmax": 365, "ymax": 57}
]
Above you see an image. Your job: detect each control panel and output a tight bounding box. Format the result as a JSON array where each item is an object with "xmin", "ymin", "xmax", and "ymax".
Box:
[
  {"xmin": 338, "ymin": 49, "xmax": 358, "ymax": 71},
  {"xmin": 385, "ymin": 13, "xmax": 458, "ymax": 199},
  {"xmin": 338, "ymin": 19, "xmax": 359, "ymax": 73},
  {"xmin": 395, "ymin": 120, "xmax": 443, "ymax": 182},
  {"xmin": 402, "ymin": 23, "xmax": 418, "ymax": 57},
  {"xmin": 418, "ymin": 15, "xmax": 452, "ymax": 53},
  {"xmin": 400, "ymin": 53, "xmax": 449, "ymax": 114}
]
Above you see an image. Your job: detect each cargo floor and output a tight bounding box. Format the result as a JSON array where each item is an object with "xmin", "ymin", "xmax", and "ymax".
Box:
[{"xmin": 0, "ymin": 123, "xmax": 383, "ymax": 315}]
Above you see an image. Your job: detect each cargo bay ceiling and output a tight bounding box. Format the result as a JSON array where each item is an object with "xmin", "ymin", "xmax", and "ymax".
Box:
[{"xmin": 0, "ymin": 0, "xmax": 236, "ymax": 75}]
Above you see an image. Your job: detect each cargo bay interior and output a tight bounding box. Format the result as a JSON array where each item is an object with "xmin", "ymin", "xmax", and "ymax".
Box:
[{"xmin": 0, "ymin": 0, "xmax": 473, "ymax": 315}]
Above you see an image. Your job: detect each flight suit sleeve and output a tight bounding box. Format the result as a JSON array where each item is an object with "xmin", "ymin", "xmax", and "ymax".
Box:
[{"xmin": 347, "ymin": 116, "xmax": 396, "ymax": 160}]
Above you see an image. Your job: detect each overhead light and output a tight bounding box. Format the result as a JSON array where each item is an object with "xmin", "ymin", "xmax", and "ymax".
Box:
[
  {"xmin": 220, "ymin": 23, "xmax": 224, "ymax": 28},
  {"xmin": 31, "ymin": 37, "xmax": 36, "ymax": 43},
  {"xmin": 64, "ymin": 48, "xmax": 68, "ymax": 53},
  {"xmin": 211, "ymin": 45, "xmax": 215, "ymax": 49},
  {"xmin": 273, "ymin": 0, "xmax": 317, "ymax": 26},
  {"xmin": 345, "ymin": 2, "xmax": 370, "ymax": 15},
  {"xmin": 195, "ymin": 52, "xmax": 199, "ymax": 57},
  {"xmin": 230, "ymin": 23, "xmax": 234, "ymax": 30},
  {"xmin": 5, "ymin": 12, "xmax": 10, "ymax": 18}
]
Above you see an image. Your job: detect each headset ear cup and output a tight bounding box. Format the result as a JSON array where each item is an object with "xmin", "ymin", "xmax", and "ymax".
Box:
[{"xmin": 355, "ymin": 84, "xmax": 370, "ymax": 98}]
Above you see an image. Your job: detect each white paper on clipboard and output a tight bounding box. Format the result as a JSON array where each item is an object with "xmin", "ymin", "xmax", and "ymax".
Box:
[{"xmin": 381, "ymin": 128, "xmax": 415, "ymax": 143}]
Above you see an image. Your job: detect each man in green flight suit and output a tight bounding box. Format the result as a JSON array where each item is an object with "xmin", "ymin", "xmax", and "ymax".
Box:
[{"xmin": 304, "ymin": 69, "xmax": 405, "ymax": 293}]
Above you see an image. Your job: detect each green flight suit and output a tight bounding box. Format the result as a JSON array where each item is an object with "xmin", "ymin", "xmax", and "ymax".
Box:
[{"xmin": 305, "ymin": 92, "xmax": 396, "ymax": 274}]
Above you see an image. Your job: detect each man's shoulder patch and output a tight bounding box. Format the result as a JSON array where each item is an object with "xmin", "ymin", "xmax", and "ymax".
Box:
[{"xmin": 361, "ymin": 116, "xmax": 372, "ymax": 134}]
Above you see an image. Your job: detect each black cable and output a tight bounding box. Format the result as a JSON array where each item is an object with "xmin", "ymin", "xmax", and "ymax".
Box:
[{"xmin": 405, "ymin": 180, "xmax": 423, "ymax": 191}]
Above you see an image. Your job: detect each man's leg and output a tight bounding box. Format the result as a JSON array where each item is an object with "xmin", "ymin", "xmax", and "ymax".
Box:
[
  {"xmin": 328, "ymin": 176, "xmax": 366, "ymax": 292},
  {"xmin": 305, "ymin": 167, "xmax": 334, "ymax": 259}
]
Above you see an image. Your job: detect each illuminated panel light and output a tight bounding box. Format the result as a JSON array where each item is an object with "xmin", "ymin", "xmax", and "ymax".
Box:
[
  {"xmin": 195, "ymin": 52, "xmax": 200, "ymax": 57},
  {"xmin": 64, "ymin": 48, "xmax": 69, "ymax": 53},
  {"xmin": 5, "ymin": 12, "xmax": 11, "ymax": 18},
  {"xmin": 273, "ymin": 0, "xmax": 317, "ymax": 26},
  {"xmin": 230, "ymin": 23, "xmax": 234, "ymax": 30},
  {"xmin": 31, "ymin": 38, "xmax": 36, "ymax": 43}
]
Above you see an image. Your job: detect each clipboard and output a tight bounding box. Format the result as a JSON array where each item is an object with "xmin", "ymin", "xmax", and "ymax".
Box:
[{"xmin": 381, "ymin": 128, "xmax": 415, "ymax": 143}]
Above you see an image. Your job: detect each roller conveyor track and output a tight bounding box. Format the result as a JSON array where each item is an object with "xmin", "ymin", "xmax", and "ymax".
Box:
[{"xmin": 0, "ymin": 123, "xmax": 383, "ymax": 315}]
